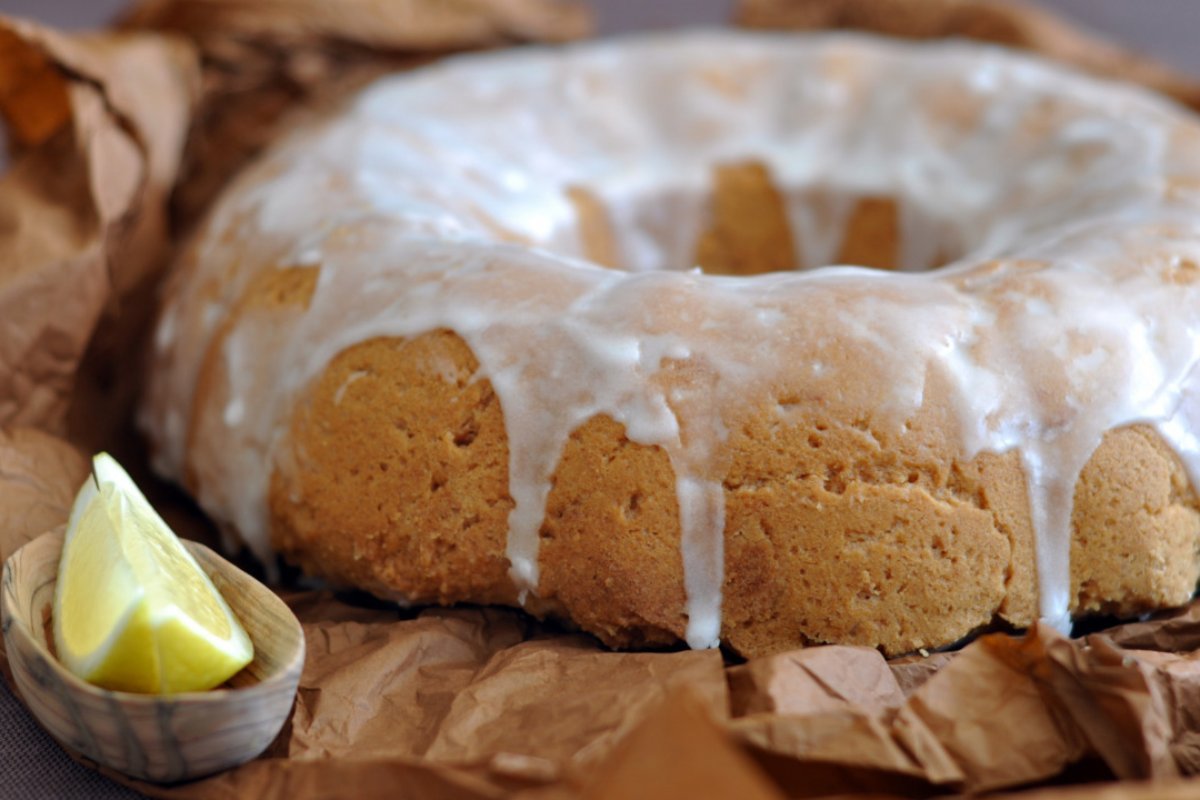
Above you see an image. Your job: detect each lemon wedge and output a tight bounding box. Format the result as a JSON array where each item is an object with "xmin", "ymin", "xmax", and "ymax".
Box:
[{"xmin": 52, "ymin": 453, "xmax": 254, "ymax": 694}]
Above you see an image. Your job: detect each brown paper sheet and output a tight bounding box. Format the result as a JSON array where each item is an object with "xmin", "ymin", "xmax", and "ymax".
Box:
[
  {"xmin": 0, "ymin": 427, "xmax": 86, "ymax": 567},
  {"xmin": 98, "ymin": 605, "xmax": 725, "ymax": 800},
  {"xmin": 6, "ymin": 1, "xmax": 1200, "ymax": 798},
  {"xmin": 0, "ymin": 16, "xmax": 196, "ymax": 435}
]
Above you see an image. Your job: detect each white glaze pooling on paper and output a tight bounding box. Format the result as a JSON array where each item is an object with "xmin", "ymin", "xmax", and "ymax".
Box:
[{"xmin": 141, "ymin": 31, "xmax": 1200, "ymax": 648}]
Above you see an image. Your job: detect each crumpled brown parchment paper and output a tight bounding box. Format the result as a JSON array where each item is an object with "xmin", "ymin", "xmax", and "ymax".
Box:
[
  {"xmin": 5, "ymin": 1, "xmax": 1200, "ymax": 798},
  {"xmin": 0, "ymin": 16, "xmax": 196, "ymax": 439}
]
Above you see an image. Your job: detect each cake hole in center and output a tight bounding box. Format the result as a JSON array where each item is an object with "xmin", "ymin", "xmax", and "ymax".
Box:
[{"xmin": 567, "ymin": 160, "xmax": 965, "ymax": 276}]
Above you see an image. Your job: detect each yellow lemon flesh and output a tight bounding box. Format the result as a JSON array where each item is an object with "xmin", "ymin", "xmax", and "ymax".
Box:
[{"xmin": 52, "ymin": 453, "xmax": 254, "ymax": 694}]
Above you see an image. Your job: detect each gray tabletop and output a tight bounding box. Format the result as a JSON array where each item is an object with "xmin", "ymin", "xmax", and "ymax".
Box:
[
  {"xmin": 1, "ymin": 680, "xmax": 140, "ymax": 799},
  {"xmin": 3, "ymin": 0, "xmax": 1200, "ymax": 75},
  {"xmin": 7, "ymin": 0, "xmax": 1200, "ymax": 77}
]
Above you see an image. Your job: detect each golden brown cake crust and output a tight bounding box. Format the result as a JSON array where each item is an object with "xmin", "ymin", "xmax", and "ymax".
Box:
[
  {"xmin": 694, "ymin": 162, "xmax": 799, "ymax": 276},
  {"xmin": 271, "ymin": 333, "xmax": 517, "ymax": 607},
  {"xmin": 266, "ymin": 325, "xmax": 1200, "ymax": 657}
]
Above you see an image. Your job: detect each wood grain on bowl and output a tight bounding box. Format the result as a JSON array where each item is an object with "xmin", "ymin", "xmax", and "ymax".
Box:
[{"xmin": 1, "ymin": 530, "xmax": 305, "ymax": 783}]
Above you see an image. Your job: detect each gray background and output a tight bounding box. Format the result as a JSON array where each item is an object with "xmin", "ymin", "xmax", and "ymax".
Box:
[
  {"xmin": 4, "ymin": 0, "xmax": 1200, "ymax": 798},
  {"xmin": 5, "ymin": 1, "xmax": 1200, "ymax": 75}
]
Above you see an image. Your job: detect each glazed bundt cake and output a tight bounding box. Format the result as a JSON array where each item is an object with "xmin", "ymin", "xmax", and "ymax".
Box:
[{"xmin": 142, "ymin": 31, "xmax": 1200, "ymax": 656}]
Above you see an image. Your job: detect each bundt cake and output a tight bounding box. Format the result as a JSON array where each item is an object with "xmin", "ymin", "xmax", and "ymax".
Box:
[{"xmin": 142, "ymin": 31, "xmax": 1200, "ymax": 656}]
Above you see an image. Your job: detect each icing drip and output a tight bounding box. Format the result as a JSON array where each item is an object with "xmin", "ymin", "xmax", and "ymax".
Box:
[
  {"xmin": 676, "ymin": 476, "xmax": 725, "ymax": 648},
  {"xmin": 142, "ymin": 31, "xmax": 1200, "ymax": 650},
  {"xmin": 1021, "ymin": 445, "xmax": 1087, "ymax": 633}
]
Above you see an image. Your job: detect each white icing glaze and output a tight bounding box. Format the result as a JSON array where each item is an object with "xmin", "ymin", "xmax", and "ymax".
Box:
[{"xmin": 141, "ymin": 31, "xmax": 1200, "ymax": 649}]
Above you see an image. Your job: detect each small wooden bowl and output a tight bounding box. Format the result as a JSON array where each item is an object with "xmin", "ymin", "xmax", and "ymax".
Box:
[{"xmin": 1, "ymin": 529, "xmax": 305, "ymax": 783}]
